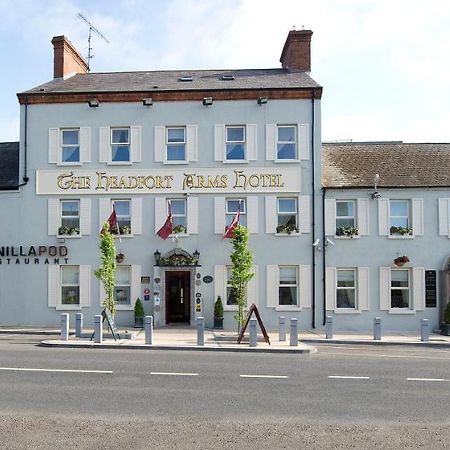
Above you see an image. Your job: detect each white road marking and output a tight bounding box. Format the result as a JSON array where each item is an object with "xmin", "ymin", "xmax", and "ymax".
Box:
[
  {"xmin": 150, "ymin": 372, "xmax": 198, "ymax": 376},
  {"xmin": 240, "ymin": 374, "xmax": 288, "ymax": 379},
  {"xmin": 0, "ymin": 367, "xmax": 112, "ymax": 374},
  {"xmin": 407, "ymin": 377, "xmax": 448, "ymax": 382},
  {"xmin": 328, "ymin": 375, "xmax": 370, "ymax": 380},
  {"xmin": 317, "ymin": 351, "xmax": 450, "ymax": 360}
]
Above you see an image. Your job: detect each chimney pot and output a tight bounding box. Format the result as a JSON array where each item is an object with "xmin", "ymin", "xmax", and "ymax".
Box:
[
  {"xmin": 280, "ymin": 30, "xmax": 313, "ymax": 72},
  {"xmin": 51, "ymin": 35, "xmax": 88, "ymax": 79}
]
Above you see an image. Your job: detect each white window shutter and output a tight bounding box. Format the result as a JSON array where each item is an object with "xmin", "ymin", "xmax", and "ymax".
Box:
[
  {"xmin": 131, "ymin": 265, "xmax": 142, "ymax": 304},
  {"xmin": 48, "ymin": 266, "xmax": 60, "ymax": 308},
  {"xmin": 298, "ymin": 123, "xmax": 309, "ymax": 160},
  {"xmin": 214, "ymin": 265, "xmax": 227, "ymax": 303},
  {"xmin": 80, "ymin": 198, "xmax": 91, "ymax": 235},
  {"xmin": 358, "ymin": 267, "xmax": 370, "ymax": 311},
  {"xmin": 298, "ymin": 195, "xmax": 311, "ymax": 234},
  {"xmin": 246, "ymin": 266, "xmax": 258, "ymax": 307},
  {"xmin": 187, "ymin": 196, "xmax": 199, "ymax": 234},
  {"xmin": 246, "ymin": 124, "xmax": 257, "ymax": 161},
  {"xmin": 99, "ymin": 127, "xmax": 110, "ymax": 163},
  {"xmin": 266, "ymin": 124, "xmax": 277, "ymax": 161},
  {"xmin": 324, "ymin": 198, "xmax": 336, "ymax": 236},
  {"xmin": 378, "ymin": 198, "xmax": 389, "ymax": 236},
  {"xmin": 48, "ymin": 128, "xmax": 59, "ymax": 163},
  {"xmin": 246, "ymin": 196, "xmax": 259, "ymax": 234},
  {"xmin": 48, "ymin": 198, "xmax": 60, "ymax": 236},
  {"xmin": 99, "ymin": 280, "xmax": 106, "ymax": 307},
  {"xmin": 154, "ymin": 126, "xmax": 165, "ymax": 163},
  {"xmin": 413, "ymin": 267, "xmax": 425, "ymax": 311},
  {"xmin": 131, "ymin": 197, "xmax": 143, "ymax": 235},
  {"xmin": 379, "ymin": 267, "xmax": 391, "ymax": 310},
  {"xmin": 412, "ymin": 198, "xmax": 424, "ymax": 236},
  {"xmin": 265, "ymin": 196, "xmax": 277, "ymax": 233},
  {"xmin": 154, "ymin": 197, "xmax": 167, "ymax": 234},
  {"xmin": 214, "ymin": 197, "xmax": 226, "ymax": 234},
  {"xmin": 131, "ymin": 126, "xmax": 142, "ymax": 162},
  {"xmin": 186, "ymin": 125, "xmax": 198, "ymax": 162},
  {"xmin": 80, "ymin": 127, "xmax": 91, "ymax": 163},
  {"xmin": 214, "ymin": 125, "xmax": 225, "ymax": 161},
  {"xmin": 439, "ymin": 198, "xmax": 450, "ymax": 236},
  {"xmin": 98, "ymin": 198, "xmax": 111, "ymax": 231},
  {"xmin": 325, "ymin": 267, "xmax": 336, "ymax": 311},
  {"xmin": 357, "ymin": 198, "xmax": 369, "ymax": 236},
  {"xmin": 80, "ymin": 265, "xmax": 91, "ymax": 307},
  {"xmin": 299, "ymin": 265, "xmax": 311, "ymax": 308},
  {"xmin": 266, "ymin": 265, "xmax": 279, "ymax": 308}
]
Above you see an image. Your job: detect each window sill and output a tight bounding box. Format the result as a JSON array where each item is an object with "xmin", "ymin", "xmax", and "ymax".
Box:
[
  {"xmin": 57, "ymin": 235, "xmax": 81, "ymax": 239},
  {"xmin": 388, "ymin": 235, "xmax": 414, "ymax": 239},
  {"xmin": 224, "ymin": 306, "xmax": 239, "ymax": 312},
  {"xmin": 56, "ymin": 305, "xmax": 82, "ymax": 311},
  {"xmin": 107, "ymin": 161, "xmax": 133, "ymax": 166},
  {"xmin": 275, "ymin": 233, "xmax": 301, "ymax": 237},
  {"xmin": 335, "ymin": 235, "xmax": 360, "ymax": 240},
  {"xmin": 275, "ymin": 306, "xmax": 301, "ymax": 312},
  {"xmin": 273, "ymin": 159, "xmax": 299, "ymax": 163},
  {"xmin": 388, "ymin": 309, "xmax": 416, "ymax": 314},
  {"xmin": 56, "ymin": 162, "xmax": 82, "ymax": 166},
  {"xmin": 333, "ymin": 309, "xmax": 362, "ymax": 314},
  {"xmin": 163, "ymin": 160, "xmax": 189, "ymax": 165},
  {"xmin": 116, "ymin": 305, "xmax": 133, "ymax": 311},
  {"xmin": 113, "ymin": 234, "xmax": 133, "ymax": 239},
  {"xmin": 222, "ymin": 159, "xmax": 248, "ymax": 164},
  {"xmin": 170, "ymin": 233, "xmax": 189, "ymax": 238}
]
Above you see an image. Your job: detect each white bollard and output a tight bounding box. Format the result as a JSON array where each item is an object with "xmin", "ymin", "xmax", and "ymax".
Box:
[
  {"xmin": 374, "ymin": 317, "xmax": 381, "ymax": 340},
  {"xmin": 197, "ymin": 317, "xmax": 204, "ymax": 346},
  {"xmin": 60, "ymin": 313, "xmax": 69, "ymax": 341},
  {"xmin": 279, "ymin": 316, "xmax": 286, "ymax": 342},
  {"xmin": 421, "ymin": 318, "xmax": 429, "ymax": 343},
  {"xmin": 325, "ymin": 316, "xmax": 333, "ymax": 340},
  {"xmin": 290, "ymin": 318, "xmax": 298, "ymax": 347},
  {"xmin": 75, "ymin": 312, "xmax": 83, "ymax": 338},
  {"xmin": 249, "ymin": 318, "xmax": 257, "ymax": 347},
  {"xmin": 94, "ymin": 314, "xmax": 103, "ymax": 343},
  {"xmin": 145, "ymin": 315, "xmax": 153, "ymax": 345}
]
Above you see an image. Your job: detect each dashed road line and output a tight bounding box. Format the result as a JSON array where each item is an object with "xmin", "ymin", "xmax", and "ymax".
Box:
[
  {"xmin": 407, "ymin": 377, "xmax": 449, "ymax": 382},
  {"xmin": 150, "ymin": 372, "xmax": 199, "ymax": 376},
  {"xmin": 328, "ymin": 375, "xmax": 370, "ymax": 380},
  {"xmin": 240, "ymin": 374, "xmax": 288, "ymax": 379},
  {"xmin": 0, "ymin": 367, "xmax": 112, "ymax": 374}
]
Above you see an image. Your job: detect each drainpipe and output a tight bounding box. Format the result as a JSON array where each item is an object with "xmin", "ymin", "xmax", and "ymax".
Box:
[
  {"xmin": 17, "ymin": 98, "xmax": 29, "ymax": 188},
  {"xmin": 322, "ymin": 187, "xmax": 327, "ymax": 325},
  {"xmin": 311, "ymin": 95, "xmax": 316, "ymax": 328}
]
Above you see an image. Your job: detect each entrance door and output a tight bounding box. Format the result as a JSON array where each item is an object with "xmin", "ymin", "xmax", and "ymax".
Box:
[{"xmin": 165, "ymin": 271, "xmax": 190, "ymax": 323}]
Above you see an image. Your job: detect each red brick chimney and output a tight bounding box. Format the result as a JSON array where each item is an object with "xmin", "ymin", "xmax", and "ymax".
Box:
[
  {"xmin": 51, "ymin": 36, "xmax": 88, "ymax": 79},
  {"xmin": 280, "ymin": 30, "xmax": 313, "ymax": 72}
]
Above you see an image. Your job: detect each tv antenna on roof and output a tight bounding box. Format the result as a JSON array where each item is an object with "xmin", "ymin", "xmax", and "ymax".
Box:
[{"xmin": 77, "ymin": 12, "xmax": 110, "ymax": 72}]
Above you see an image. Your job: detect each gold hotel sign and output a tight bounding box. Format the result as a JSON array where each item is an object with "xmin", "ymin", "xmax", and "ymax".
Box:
[{"xmin": 36, "ymin": 168, "xmax": 301, "ymax": 195}]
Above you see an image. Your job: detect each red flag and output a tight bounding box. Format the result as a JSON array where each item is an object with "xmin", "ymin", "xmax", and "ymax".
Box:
[
  {"xmin": 223, "ymin": 204, "xmax": 240, "ymax": 239},
  {"xmin": 157, "ymin": 202, "xmax": 173, "ymax": 240},
  {"xmin": 101, "ymin": 205, "xmax": 119, "ymax": 234}
]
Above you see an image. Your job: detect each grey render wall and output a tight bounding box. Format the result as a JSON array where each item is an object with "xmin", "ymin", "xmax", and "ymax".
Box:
[
  {"xmin": 0, "ymin": 98, "xmax": 322, "ymax": 329},
  {"xmin": 324, "ymin": 188, "xmax": 450, "ymax": 332}
]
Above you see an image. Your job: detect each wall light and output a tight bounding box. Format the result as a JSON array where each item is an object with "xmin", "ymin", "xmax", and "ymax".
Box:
[
  {"xmin": 88, "ymin": 98, "xmax": 99, "ymax": 107},
  {"xmin": 257, "ymin": 96, "xmax": 269, "ymax": 105},
  {"xmin": 202, "ymin": 97, "xmax": 213, "ymax": 106},
  {"xmin": 143, "ymin": 98, "xmax": 153, "ymax": 106}
]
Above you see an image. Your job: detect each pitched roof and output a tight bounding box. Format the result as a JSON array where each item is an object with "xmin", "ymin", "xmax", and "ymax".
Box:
[
  {"xmin": 20, "ymin": 68, "xmax": 321, "ymax": 95},
  {"xmin": 322, "ymin": 142, "xmax": 450, "ymax": 188},
  {"xmin": 0, "ymin": 142, "xmax": 19, "ymax": 189}
]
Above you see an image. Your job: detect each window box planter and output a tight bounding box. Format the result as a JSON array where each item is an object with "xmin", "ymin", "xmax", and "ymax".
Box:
[
  {"xmin": 390, "ymin": 226, "xmax": 412, "ymax": 236},
  {"xmin": 276, "ymin": 224, "xmax": 299, "ymax": 235},
  {"xmin": 335, "ymin": 226, "xmax": 358, "ymax": 238},
  {"xmin": 172, "ymin": 225, "xmax": 187, "ymax": 234},
  {"xmin": 58, "ymin": 226, "xmax": 80, "ymax": 236},
  {"xmin": 111, "ymin": 225, "xmax": 131, "ymax": 235}
]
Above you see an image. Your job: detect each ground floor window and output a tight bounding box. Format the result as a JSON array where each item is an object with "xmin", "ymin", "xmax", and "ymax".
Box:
[
  {"xmin": 279, "ymin": 266, "xmax": 298, "ymax": 306},
  {"xmin": 114, "ymin": 266, "xmax": 131, "ymax": 305},
  {"xmin": 336, "ymin": 269, "xmax": 356, "ymax": 308},
  {"xmin": 391, "ymin": 269, "xmax": 410, "ymax": 308},
  {"xmin": 226, "ymin": 267, "xmax": 237, "ymax": 305},
  {"xmin": 61, "ymin": 265, "xmax": 80, "ymax": 305}
]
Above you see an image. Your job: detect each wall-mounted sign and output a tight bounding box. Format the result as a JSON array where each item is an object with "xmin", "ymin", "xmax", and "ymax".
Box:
[
  {"xmin": 0, "ymin": 245, "xmax": 69, "ymax": 266},
  {"xmin": 144, "ymin": 288, "xmax": 150, "ymax": 295},
  {"xmin": 195, "ymin": 293, "xmax": 201, "ymax": 298},
  {"xmin": 144, "ymin": 295, "xmax": 150, "ymax": 301},
  {"xmin": 141, "ymin": 276, "xmax": 150, "ymax": 284},
  {"xmin": 425, "ymin": 270, "xmax": 437, "ymax": 307},
  {"xmin": 203, "ymin": 275, "xmax": 213, "ymax": 284}
]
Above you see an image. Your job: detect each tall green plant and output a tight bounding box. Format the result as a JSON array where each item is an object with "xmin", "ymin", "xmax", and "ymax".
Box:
[
  {"xmin": 94, "ymin": 224, "xmax": 117, "ymax": 316},
  {"xmin": 229, "ymin": 225, "xmax": 254, "ymax": 327}
]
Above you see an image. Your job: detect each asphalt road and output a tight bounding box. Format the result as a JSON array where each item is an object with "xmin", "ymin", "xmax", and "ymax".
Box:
[{"xmin": 0, "ymin": 334, "xmax": 450, "ymax": 449}]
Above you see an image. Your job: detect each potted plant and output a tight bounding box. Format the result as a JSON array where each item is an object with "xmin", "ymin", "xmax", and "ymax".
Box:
[
  {"xmin": 134, "ymin": 297, "xmax": 145, "ymax": 328},
  {"xmin": 276, "ymin": 223, "xmax": 299, "ymax": 234},
  {"xmin": 390, "ymin": 226, "xmax": 412, "ymax": 236},
  {"xmin": 214, "ymin": 296, "xmax": 224, "ymax": 329},
  {"xmin": 394, "ymin": 255, "xmax": 409, "ymax": 267},
  {"xmin": 116, "ymin": 252, "xmax": 125, "ymax": 263},
  {"xmin": 336, "ymin": 226, "xmax": 358, "ymax": 237},
  {"xmin": 172, "ymin": 224, "xmax": 187, "ymax": 234},
  {"xmin": 441, "ymin": 303, "xmax": 450, "ymax": 335}
]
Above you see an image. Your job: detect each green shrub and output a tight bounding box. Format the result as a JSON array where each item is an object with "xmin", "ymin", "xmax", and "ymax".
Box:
[
  {"xmin": 134, "ymin": 298, "xmax": 145, "ymax": 318},
  {"xmin": 214, "ymin": 296, "xmax": 224, "ymax": 319}
]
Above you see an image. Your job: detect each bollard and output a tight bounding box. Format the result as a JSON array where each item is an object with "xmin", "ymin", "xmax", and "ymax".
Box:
[
  {"xmin": 197, "ymin": 317, "xmax": 204, "ymax": 347},
  {"xmin": 60, "ymin": 313, "xmax": 69, "ymax": 341},
  {"xmin": 94, "ymin": 314, "xmax": 103, "ymax": 343},
  {"xmin": 75, "ymin": 312, "xmax": 83, "ymax": 338},
  {"xmin": 374, "ymin": 317, "xmax": 382, "ymax": 340},
  {"xmin": 421, "ymin": 318, "xmax": 429, "ymax": 343},
  {"xmin": 249, "ymin": 317, "xmax": 257, "ymax": 347},
  {"xmin": 279, "ymin": 316, "xmax": 286, "ymax": 342},
  {"xmin": 290, "ymin": 318, "xmax": 298, "ymax": 347},
  {"xmin": 145, "ymin": 315, "xmax": 153, "ymax": 345},
  {"xmin": 325, "ymin": 315, "xmax": 333, "ymax": 340}
]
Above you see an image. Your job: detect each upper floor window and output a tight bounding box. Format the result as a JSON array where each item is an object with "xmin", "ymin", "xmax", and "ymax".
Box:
[
  {"xmin": 336, "ymin": 269, "xmax": 356, "ymax": 308},
  {"xmin": 114, "ymin": 200, "xmax": 131, "ymax": 234},
  {"xmin": 61, "ymin": 266, "xmax": 80, "ymax": 306},
  {"xmin": 279, "ymin": 266, "xmax": 298, "ymax": 306},
  {"xmin": 61, "ymin": 129, "xmax": 80, "ymax": 163},
  {"xmin": 336, "ymin": 200, "xmax": 357, "ymax": 236},
  {"xmin": 166, "ymin": 127, "xmax": 186, "ymax": 161},
  {"xmin": 226, "ymin": 198, "xmax": 246, "ymax": 227},
  {"xmin": 226, "ymin": 126, "xmax": 245, "ymax": 160},
  {"xmin": 391, "ymin": 269, "xmax": 410, "ymax": 308},
  {"xmin": 390, "ymin": 200, "xmax": 412, "ymax": 235},
  {"xmin": 277, "ymin": 198, "xmax": 298, "ymax": 234},
  {"xmin": 111, "ymin": 128, "xmax": 130, "ymax": 162},
  {"xmin": 277, "ymin": 125, "xmax": 297, "ymax": 160},
  {"xmin": 169, "ymin": 199, "xmax": 187, "ymax": 234},
  {"xmin": 114, "ymin": 266, "xmax": 131, "ymax": 305},
  {"xmin": 59, "ymin": 200, "xmax": 80, "ymax": 236}
]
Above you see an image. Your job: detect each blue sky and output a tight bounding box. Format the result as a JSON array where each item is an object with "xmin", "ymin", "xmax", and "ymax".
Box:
[{"xmin": 1, "ymin": 0, "xmax": 449, "ymax": 143}]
